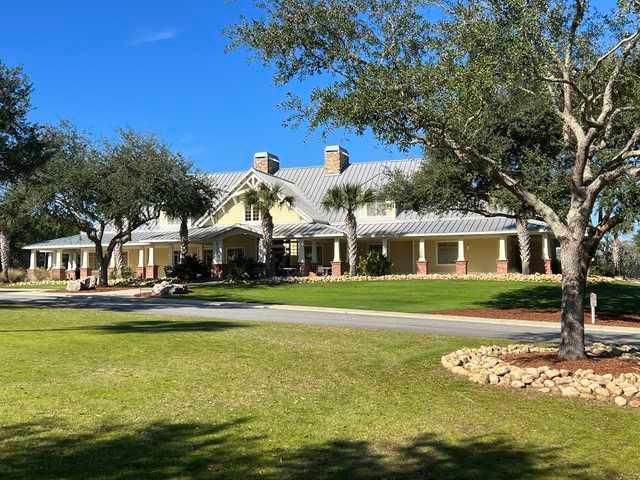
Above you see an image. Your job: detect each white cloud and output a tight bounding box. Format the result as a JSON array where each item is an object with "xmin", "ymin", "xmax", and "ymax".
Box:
[{"xmin": 130, "ymin": 28, "xmax": 181, "ymax": 46}]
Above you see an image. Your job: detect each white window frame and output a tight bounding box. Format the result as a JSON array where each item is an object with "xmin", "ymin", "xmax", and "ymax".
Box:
[
  {"xmin": 226, "ymin": 247, "xmax": 246, "ymax": 262},
  {"xmin": 244, "ymin": 204, "xmax": 260, "ymax": 223},
  {"xmin": 436, "ymin": 241, "xmax": 458, "ymax": 266},
  {"xmin": 360, "ymin": 200, "xmax": 396, "ymax": 219}
]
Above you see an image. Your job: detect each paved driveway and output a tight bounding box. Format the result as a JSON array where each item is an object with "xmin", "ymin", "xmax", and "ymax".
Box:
[{"xmin": 1, "ymin": 290, "xmax": 639, "ymax": 345}]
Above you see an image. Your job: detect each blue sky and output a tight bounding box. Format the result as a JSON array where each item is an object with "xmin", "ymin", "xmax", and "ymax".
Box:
[{"xmin": 0, "ymin": 1, "xmax": 411, "ymax": 173}]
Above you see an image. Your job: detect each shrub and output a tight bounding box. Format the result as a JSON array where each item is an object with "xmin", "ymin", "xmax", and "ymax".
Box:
[
  {"xmin": 33, "ymin": 267, "xmax": 50, "ymax": 281},
  {"xmin": 227, "ymin": 256, "xmax": 263, "ymax": 282},
  {"xmin": 7, "ymin": 268, "xmax": 27, "ymax": 283},
  {"xmin": 356, "ymin": 251, "xmax": 392, "ymax": 276},
  {"xmin": 166, "ymin": 254, "xmax": 209, "ymax": 282}
]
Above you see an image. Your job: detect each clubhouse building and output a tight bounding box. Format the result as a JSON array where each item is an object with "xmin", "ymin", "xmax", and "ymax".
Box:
[{"xmin": 24, "ymin": 146, "xmax": 556, "ymax": 280}]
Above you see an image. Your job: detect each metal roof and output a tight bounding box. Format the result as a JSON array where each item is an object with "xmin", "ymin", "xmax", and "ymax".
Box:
[{"xmin": 24, "ymin": 159, "xmax": 550, "ymax": 250}]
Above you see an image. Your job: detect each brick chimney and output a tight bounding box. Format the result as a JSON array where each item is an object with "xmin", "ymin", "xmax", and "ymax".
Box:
[
  {"xmin": 253, "ymin": 152, "xmax": 280, "ymax": 175},
  {"xmin": 324, "ymin": 145, "xmax": 349, "ymax": 174}
]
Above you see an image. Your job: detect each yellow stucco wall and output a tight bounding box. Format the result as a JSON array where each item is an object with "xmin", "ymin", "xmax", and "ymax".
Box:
[
  {"xmin": 223, "ymin": 234, "xmax": 257, "ymax": 262},
  {"xmin": 389, "ymin": 240, "xmax": 414, "ymax": 274},
  {"xmin": 213, "ymin": 198, "xmax": 305, "ymax": 225}
]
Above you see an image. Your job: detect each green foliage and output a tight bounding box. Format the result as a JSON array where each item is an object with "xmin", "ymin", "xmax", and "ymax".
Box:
[
  {"xmin": 35, "ymin": 125, "xmax": 189, "ymax": 283},
  {"xmin": 321, "ymin": 183, "xmax": 374, "ymax": 214},
  {"xmin": 0, "ymin": 61, "xmax": 53, "ymax": 185},
  {"xmin": 227, "ymin": 256, "xmax": 263, "ymax": 282},
  {"xmin": 0, "ymin": 267, "xmax": 27, "ymax": 283},
  {"xmin": 356, "ymin": 250, "xmax": 392, "ymax": 276},
  {"xmin": 162, "ymin": 171, "xmax": 219, "ymax": 233},
  {"xmin": 32, "ymin": 267, "xmax": 50, "ymax": 281},
  {"xmin": 166, "ymin": 254, "xmax": 209, "ymax": 282},
  {"xmin": 243, "ymin": 183, "xmax": 295, "ymax": 217}
]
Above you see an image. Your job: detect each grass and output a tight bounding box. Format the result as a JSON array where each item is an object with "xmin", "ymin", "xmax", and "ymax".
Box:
[
  {"xmin": 1, "ymin": 307, "xmax": 639, "ymax": 479},
  {"xmin": 188, "ymin": 279, "xmax": 640, "ymax": 316}
]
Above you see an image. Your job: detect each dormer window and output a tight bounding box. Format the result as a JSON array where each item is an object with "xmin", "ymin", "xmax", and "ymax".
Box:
[
  {"xmin": 244, "ymin": 204, "xmax": 260, "ymax": 222},
  {"xmin": 365, "ymin": 200, "xmax": 395, "ymax": 218}
]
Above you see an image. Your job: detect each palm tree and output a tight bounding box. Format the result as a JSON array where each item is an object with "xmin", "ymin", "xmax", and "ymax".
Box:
[
  {"xmin": 515, "ymin": 217, "xmax": 531, "ymax": 275},
  {"xmin": 164, "ymin": 173, "xmax": 218, "ymax": 262},
  {"xmin": 610, "ymin": 223, "xmax": 634, "ymax": 277},
  {"xmin": 321, "ymin": 183, "xmax": 374, "ymax": 276},
  {"xmin": 243, "ymin": 183, "xmax": 294, "ymax": 277}
]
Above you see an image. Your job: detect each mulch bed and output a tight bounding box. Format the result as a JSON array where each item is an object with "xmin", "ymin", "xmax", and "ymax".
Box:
[
  {"xmin": 438, "ymin": 307, "xmax": 640, "ymax": 328},
  {"xmin": 505, "ymin": 351, "xmax": 640, "ymax": 375}
]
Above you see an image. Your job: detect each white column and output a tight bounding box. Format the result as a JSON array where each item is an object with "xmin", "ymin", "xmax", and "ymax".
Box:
[
  {"xmin": 71, "ymin": 254, "xmax": 77, "ymax": 270},
  {"xmin": 47, "ymin": 253, "xmax": 53, "ymax": 269},
  {"xmin": 418, "ymin": 239, "xmax": 426, "ymax": 262},
  {"xmin": 333, "ymin": 238, "xmax": 341, "ymax": 262},
  {"xmin": 82, "ymin": 250, "xmax": 89, "ymax": 269},
  {"xmin": 498, "ymin": 236, "xmax": 507, "ymax": 261},
  {"xmin": 381, "ymin": 238, "xmax": 388, "ymax": 256},
  {"xmin": 297, "ymin": 239, "xmax": 305, "ymax": 264},
  {"xmin": 542, "ymin": 234, "xmax": 550, "ymax": 261},
  {"xmin": 138, "ymin": 249, "xmax": 145, "ymax": 268},
  {"xmin": 55, "ymin": 250, "xmax": 63, "ymax": 269},
  {"xmin": 213, "ymin": 238, "xmax": 224, "ymax": 264},
  {"xmin": 457, "ymin": 239, "xmax": 465, "ymax": 261},
  {"xmin": 147, "ymin": 247, "xmax": 155, "ymax": 266},
  {"xmin": 29, "ymin": 251, "xmax": 37, "ymax": 269},
  {"xmin": 311, "ymin": 241, "xmax": 318, "ymax": 263}
]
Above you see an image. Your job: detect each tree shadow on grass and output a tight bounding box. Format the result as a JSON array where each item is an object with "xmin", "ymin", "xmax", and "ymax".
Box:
[
  {"xmin": 0, "ymin": 418, "xmax": 602, "ymax": 480},
  {"xmin": 0, "ymin": 317, "xmax": 248, "ymax": 334},
  {"xmin": 481, "ymin": 282, "xmax": 640, "ymax": 317}
]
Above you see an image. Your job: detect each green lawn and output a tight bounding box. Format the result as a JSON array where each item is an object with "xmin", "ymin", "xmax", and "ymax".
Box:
[
  {"xmin": 1, "ymin": 307, "xmax": 639, "ymax": 479},
  {"xmin": 188, "ymin": 279, "xmax": 640, "ymax": 316}
]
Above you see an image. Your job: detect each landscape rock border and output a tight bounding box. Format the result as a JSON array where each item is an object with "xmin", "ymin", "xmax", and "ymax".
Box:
[{"xmin": 441, "ymin": 343, "xmax": 640, "ymax": 408}]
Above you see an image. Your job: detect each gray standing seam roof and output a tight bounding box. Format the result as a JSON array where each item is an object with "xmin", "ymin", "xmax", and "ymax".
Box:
[{"xmin": 24, "ymin": 159, "xmax": 548, "ymax": 250}]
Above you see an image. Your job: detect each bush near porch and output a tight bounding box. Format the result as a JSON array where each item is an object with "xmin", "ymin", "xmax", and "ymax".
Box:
[{"xmin": 1, "ymin": 307, "xmax": 639, "ymax": 479}]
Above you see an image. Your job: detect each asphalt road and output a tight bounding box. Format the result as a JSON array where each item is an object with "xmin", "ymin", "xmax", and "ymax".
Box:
[{"xmin": 1, "ymin": 290, "xmax": 639, "ymax": 345}]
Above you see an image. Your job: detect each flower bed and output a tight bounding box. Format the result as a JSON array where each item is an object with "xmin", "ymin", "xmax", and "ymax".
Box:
[
  {"xmin": 441, "ymin": 343, "xmax": 640, "ymax": 408},
  {"xmin": 0, "ymin": 280, "xmax": 67, "ymax": 288},
  {"xmin": 270, "ymin": 272, "xmax": 620, "ymax": 284}
]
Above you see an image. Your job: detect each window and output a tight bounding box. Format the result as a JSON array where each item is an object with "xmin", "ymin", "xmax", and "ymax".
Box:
[
  {"xmin": 365, "ymin": 200, "xmax": 394, "ymax": 217},
  {"xmin": 437, "ymin": 242, "xmax": 458, "ymax": 265},
  {"xmin": 227, "ymin": 247, "xmax": 245, "ymax": 262},
  {"xmin": 244, "ymin": 204, "xmax": 260, "ymax": 222}
]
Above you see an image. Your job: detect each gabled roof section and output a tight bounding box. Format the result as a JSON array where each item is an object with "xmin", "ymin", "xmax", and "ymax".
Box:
[{"xmin": 196, "ymin": 168, "xmax": 328, "ymax": 227}]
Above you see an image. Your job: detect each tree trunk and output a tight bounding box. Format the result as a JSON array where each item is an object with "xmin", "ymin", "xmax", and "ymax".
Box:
[
  {"xmin": 516, "ymin": 217, "xmax": 531, "ymax": 275},
  {"xmin": 611, "ymin": 237, "xmax": 622, "ymax": 277},
  {"xmin": 345, "ymin": 212, "xmax": 358, "ymax": 276},
  {"xmin": 0, "ymin": 229, "xmax": 10, "ymax": 281},
  {"xmin": 262, "ymin": 213, "xmax": 274, "ymax": 277},
  {"xmin": 113, "ymin": 242, "xmax": 124, "ymax": 277},
  {"xmin": 179, "ymin": 217, "xmax": 189, "ymax": 262},
  {"xmin": 558, "ymin": 239, "xmax": 588, "ymax": 360}
]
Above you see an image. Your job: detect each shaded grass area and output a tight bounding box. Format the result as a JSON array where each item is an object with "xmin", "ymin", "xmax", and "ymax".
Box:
[
  {"xmin": 1, "ymin": 307, "xmax": 639, "ymax": 479},
  {"xmin": 189, "ymin": 279, "xmax": 640, "ymax": 316}
]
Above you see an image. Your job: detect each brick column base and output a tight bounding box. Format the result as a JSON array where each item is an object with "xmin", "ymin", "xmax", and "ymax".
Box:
[
  {"xmin": 145, "ymin": 265, "xmax": 159, "ymax": 279},
  {"xmin": 331, "ymin": 261, "xmax": 344, "ymax": 277},
  {"xmin": 496, "ymin": 260, "xmax": 509, "ymax": 274},
  {"xmin": 135, "ymin": 267, "xmax": 145, "ymax": 279},
  {"xmin": 455, "ymin": 260, "xmax": 468, "ymax": 275},
  {"xmin": 50, "ymin": 268, "xmax": 66, "ymax": 280},
  {"xmin": 79, "ymin": 268, "xmax": 92, "ymax": 279},
  {"xmin": 416, "ymin": 260, "xmax": 429, "ymax": 275},
  {"xmin": 66, "ymin": 270, "xmax": 78, "ymax": 280},
  {"xmin": 544, "ymin": 259, "xmax": 553, "ymax": 274}
]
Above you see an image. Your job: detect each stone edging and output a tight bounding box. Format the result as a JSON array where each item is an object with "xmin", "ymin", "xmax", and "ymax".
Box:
[{"xmin": 441, "ymin": 343, "xmax": 640, "ymax": 408}]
